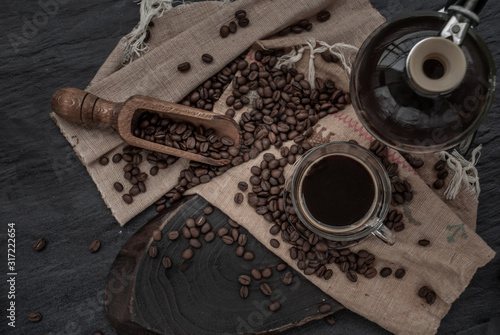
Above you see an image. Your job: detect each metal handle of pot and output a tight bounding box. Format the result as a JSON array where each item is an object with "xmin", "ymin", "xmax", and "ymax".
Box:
[{"xmin": 440, "ymin": 0, "xmax": 489, "ymax": 46}]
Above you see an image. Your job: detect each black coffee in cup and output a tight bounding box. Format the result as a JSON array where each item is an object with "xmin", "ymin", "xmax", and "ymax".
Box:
[{"xmin": 301, "ymin": 155, "xmax": 375, "ymax": 227}]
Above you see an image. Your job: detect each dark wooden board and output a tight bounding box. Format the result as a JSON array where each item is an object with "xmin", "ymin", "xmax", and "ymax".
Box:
[{"xmin": 105, "ymin": 195, "xmax": 342, "ymax": 335}]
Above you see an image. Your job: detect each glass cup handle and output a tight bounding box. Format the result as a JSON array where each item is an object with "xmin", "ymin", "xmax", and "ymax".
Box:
[{"xmin": 371, "ymin": 222, "xmax": 396, "ymax": 245}]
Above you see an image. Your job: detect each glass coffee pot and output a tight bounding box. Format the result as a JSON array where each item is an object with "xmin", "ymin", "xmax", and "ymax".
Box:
[{"xmin": 351, "ymin": 0, "xmax": 496, "ymax": 154}]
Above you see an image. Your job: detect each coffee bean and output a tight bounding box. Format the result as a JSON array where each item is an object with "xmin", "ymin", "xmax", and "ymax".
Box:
[
  {"xmin": 269, "ymin": 301, "xmax": 281, "ymax": 312},
  {"xmin": 177, "ymin": 62, "xmax": 191, "ymax": 72},
  {"xmin": 438, "ymin": 169, "xmax": 449, "ymax": 179},
  {"xmin": 186, "ymin": 217, "xmax": 196, "ymax": 228},
  {"xmin": 418, "ymin": 286, "xmax": 430, "ymax": 298},
  {"xmin": 220, "ymin": 25, "xmax": 230, "ymax": 38},
  {"xmin": 204, "ymin": 231, "xmax": 216, "ymax": 243},
  {"xmin": 260, "ymin": 282, "xmax": 273, "ymax": 296},
  {"xmin": 189, "ymin": 238, "xmax": 202, "ymax": 249},
  {"xmin": 112, "ymin": 153, "xmax": 122, "ymax": 163},
  {"xmin": 235, "ymin": 9, "xmax": 247, "ymax": 19},
  {"xmin": 380, "ymin": 267, "xmax": 392, "ymax": 277},
  {"xmin": 238, "ymin": 181, "xmax": 248, "ymax": 191},
  {"xmin": 395, "ymin": 268, "xmax": 406, "ymax": 279},
  {"xmin": 418, "ymin": 239, "xmax": 430, "ymax": 247},
  {"xmin": 324, "ymin": 269, "xmax": 333, "ymax": 280},
  {"xmin": 113, "ymin": 182, "xmax": 124, "ymax": 192},
  {"xmin": 270, "ymin": 238, "xmax": 280, "ymax": 248},
  {"xmin": 33, "ymin": 238, "xmax": 46, "ymax": 251},
  {"xmin": 217, "ymin": 226, "xmax": 229, "ymax": 237},
  {"xmin": 325, "ymin": 316, "xmax": 336, "ymax": 326},
  {"xmin": 434, "ymin": 160, "xmax": 446, "ymax": 171},
  {"xmin": 123, "ymin": 194, "xmax": 133, "ymax": 204},
  {"xmin": 238, "ymin": 17, "xmax": 250, "ymax": 27},
  {"xmin": 270, "ymin": 225, "xmax": 280, "ymax": 235},
  {"xmin": 318, "ymin": 303, "xmax": 332, "ymax": 313},
  {"xmin": 229, "ymin": 21, "xmax": 238, "ymax": 34},
  {"xmin": 433, "ymin": 179, "xmax": 444, "ymax": 189},
  {"xmin": 243, "ymin": 250, "xmax": 255, "ymax": 261},
  {"xmin": 238, "ymin": 274, "xmax": 252, "ymax": 285},
  {"xmin": 89, "ymin": 239, "xmax": 101, "ymax": 253},
  {"xmin": 237, "ymin": 234, "xmax": 247, "ymax": 246},
  {"xmin": 195, "ymin": 215, "xmax": 206, "ymax": 227},
  {"xmin": 162, "ymin": 257, "xmax": 172, "ymax": 269},
  {"xmin": 182, "ymin": 248, "xmax": 194, "ymax": 260},
  {"xmin": 262, "ymin": 267, "xmax": 272, "ymax": 278},
  {"xmin": 152, "ymin": 229, "xmax": 162, "ymax": 241},
  {"xmin": 317, "ymin": 10, "xmax": 331, "ymax": 22},
  {"xmin": 394, "ymin": 222, "xmax": 405, "ymax": 232},
  {"xmin": 426, "ymin": 291, "xmax": 436, "ymax": 305},
  {"xmin": 234, "ymin": 192, "xmax": 244, "ymax": 204},
  {"xmin": 251, "ymin": 268, "xmax": 262, "ymax": 280},
  {"xmin": 365, "ymin": 268, "xmax": 377, "ymax": 279},
  {"xmin": 240, "ymin": 285, "xmax": 249, "ymax": 299},
  {"xmin": 168, "ymin": 230, "xmax": 179, "ymax": 240},
  {"xmin": 276, "ymin": 262, "xmax": 287, "ymax": 272},
  {"xmin": 148, "ymin": 245, "xmax": 158, "ymax": 258},
  {"xmin": 189, "ymin": 227, "xmax": 200, "ymax": 239},
  {"xmin": 346, "ymin": 270, "xmax": 358, "ymax": 282},
  {"xmin": 99, "ymin": 156, "xmax": 109, "ymax": 166},
  {"xmin": 222, "ymin": 235, "xmax": 234, "ymax": 245},
  {"xmin": 28, "ymin": 312, "xmax": 42, "ymax": 322},
  {"xmin": 201, "ymin": 53, "xmax": 213, "ymax": 63},
  {"xmin": 203, "ymin": 205, "xmax": 214, "ymax": 215}
]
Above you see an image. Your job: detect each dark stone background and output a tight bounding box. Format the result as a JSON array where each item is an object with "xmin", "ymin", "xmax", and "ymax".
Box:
[{"xmin": 0, "ymin": 0, "xmax": 499, "ymax": 334}]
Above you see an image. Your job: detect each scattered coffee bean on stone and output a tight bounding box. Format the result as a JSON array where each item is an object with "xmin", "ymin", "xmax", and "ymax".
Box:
[
  {"xmin": 28, "ymin": 312, "xmax": 42, "ymax": 322},
  {"xmin": 251, "ymin": 268, "xmax": 262, "ymax": 280},
  {"xmin": 99, "ymin": 156, "xmax": 109, "ymax": 166},
  {"xmin": 283, "ymin": 271, "xmax": 293, "ymax": 285},
  {"xmin": 325, "ymin": 316, "xmax": 336, "ymax": 326},
  {"xmin": 89, "ymin": 239, "xmax": 101, "ymax": 253},
  {"xmin": 182, "ymin": 248, "xmax": 194, "ymax": 260},
  {"xmin": 203, "ymin": 205, "xmax": 214, "ymax": 215},
  {"xmin": 201, "ymin": 53, "xmax": 214, "ymax": 63},
  {"xmin": 262, "ymin": 267, "xmax": 272, "ymax": 278},
  {"xmin": 168, "ymin": 230, "xmax": 179, "ymax": 240},
  {"xmin": 269, "ymin": 301, "xmax": 281, "ymax": 312},
  {"xmin": 33, "ymin": 238, "xmax": 46, "ymax": 251},
  {"xmin": 380, "ymin": 267, "xmax": 392, "ymax": 277},
  {"xmin": 318, "ymin": 303, "xmax": 332, "ymax": 314},
  {"xmin": 234, "ymin": 192, "xmax": 244, "ymax": 204},
  {"xmin": 152, "ymin": 229, "xmax": 162, "ymax": 241},
  {"xmin": 178, "ymin": 62, "xmax": 191, "ymax": 72},
  {"xmin": 222, "ymin": 235, "xmax": 234, "ymax": 245},
  {"xmin": 148, "ymin": 245, "xmax": 158, "ymax": 258},
  {"xmin": 395, "ymin": 268, "xmax": 406, "ymax": 279},
  {"xmin": 204, "ymin": 231, "xmax": 216, "ymax": 243},
  {"xmin": 243, "ymin": 250, "xmax": 255, "ymax": 261},
  {"xmin": 260, "ymin": 282, "xmax": 273, "ymax": 296},
  {"xmin": 240, "ymin": 285, "xmax": 249, "ymax": 299},
  {"xmin": 276, "ymin": 262, "xmax": 287, "ymax": 272},
  {"xmin": 238, "ymin": 274, "xmax": 252, "ymax": 285},
  {"xmin": 418, "ymin": 239, "xmax": 431, "ymax": 247},
  {"xmin": 162, "ymin": 257, "xmax": 172, "ymax": 269}
]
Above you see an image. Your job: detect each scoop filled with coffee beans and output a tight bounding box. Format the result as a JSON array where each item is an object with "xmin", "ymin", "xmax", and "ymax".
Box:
[{"xmin": 51, "ymin": 87, "xmax": 241, "ymax": 165}]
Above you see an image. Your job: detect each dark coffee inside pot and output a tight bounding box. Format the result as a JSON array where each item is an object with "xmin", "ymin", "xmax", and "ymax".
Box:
[{"xmin": 301, "ymin": 155, "xmax": 375, "ymax": 227}]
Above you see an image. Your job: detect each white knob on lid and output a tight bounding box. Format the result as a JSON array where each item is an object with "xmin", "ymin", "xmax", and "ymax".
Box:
[{"xmin": 406, "ymin": 37, "xmax": 467, "ymax": 95}]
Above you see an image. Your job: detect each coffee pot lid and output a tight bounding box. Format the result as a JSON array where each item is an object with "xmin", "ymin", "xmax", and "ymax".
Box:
[{"xmin": 350, "ymin": 8, "xmax": 496, "ymax": 153}]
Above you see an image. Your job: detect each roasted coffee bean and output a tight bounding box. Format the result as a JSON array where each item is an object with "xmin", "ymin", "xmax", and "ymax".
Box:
[
  {"xmin": 270, "ymin": 225, "xmax": 281, "ymax": 236},
  {"xmin": 235, "ymin": 9, "xmax": 247, "ymax": 19},
  {"xmin": 434, "ymin": 160, "xmax": 446, "ymax": 171},
  {"xmin": 238, "ymin": 17, "xmax": 250, "ymax": 27},
  {"xmin": 222, "ymin": 235, "xmax": 234, "ymax": 245},
  {"xmin": 168, "ymin": 230, "xmax": 179, "ymax": 240},
  {"xmin": 228, "ymin": 218, "xmax": 240, "ymax": 228},
  {"xmin": 260, "ymin": 282, "xmax": 273, "ymax": 296},
  {"xmin": 365, "ymin": 268, "xmax": 377, "ymax": 279},
  {"xmin": 238, "ymin": 274, "xmax": 252, "ymax": 285},
  {"xmin": 325, "ymin": 316, "xmax": 336, "ymax": 326},
  {"xmin": 395, "ymin": 268, "xmax": 406, "ymax": 279},
  {"xmin": 189, "ymin": 227, "xmax": 200, "ymax": 239},
  {"xmin": 204, "ymin": 231, "xmax": 216, "ymax": 243},
  {"xmin": 251, "ymin": 268, "xmax": 262, "ymax": 280},
  {"xmin": 433, "ymin": 179, "xmax": 444, "ymax": 189},
  {"xmin": 28, "ymin": 312, "xmax": 42, "ymax": 322},
  {"xmin": 162, "ymin": 257, "xmax": 172, "ymax": 269},
  {"xmin": 237, "ymin": 234, "xmax": 248, "ymax": 246},
  {"xmin": 318, "ymin": 303, "xmax": 332, "ymax": 314},
  {"xmin": 346, "ymin": 270, "xmax": 358, "ymax": 282},
  {"xmin": 123, "ymin": 194, "xmax": 133, "ymax": 204},
  {"xmin": 394, "ymin": 222, "xmax": 405, "ymax": 232},
  {"xmin": 243, "ymin": 250, "xmax": 255, "ymax": 261},
  {"xmin": 218, "ymin": 226, "xmax": 229, "ymax": 237},
  {"xmin": 33, "ymin": 238, "xmax": 46, "ymax": 251},
  {"xmin": 317, "ymin": 10, "xmax": 331, "ymax": 22},
  {"xmin": 195, "ymin": 215, "xmax": 206, "ymax": 227},
  {"xmin": 418, "ymin": 286, "xmax": 430, "ymax": 298},
  {"xmin": 201, "ymin": 222, "xmax": 212, "ymax": 234},
  {"xmin": 240, "ymin": 285, "xmax": 249, "ymax": 299},
  {"xmin": 182, "ymin": 227, "xmax": 192, "ymax": 239},
  {"xmin": 190, "ymin": 238, "xmax": 202, "ymax": 249},
  {"xmin": 148, "ymin": 245, "xmax": 158, "ymax": 258},
  {"xmin": 152, "ymin": 229, "xmax": 163, "ymax": 241},
  {"xmin": 99, "ymin": 156, "xmax": 109, "ymax": 166},
  {"xmin": 229, "ymin": 21, "xmax": 238, "ymax": 33},
  {"xmin": 380, "ymin": 267, "xmax": 392, "ymax": 277},
  {"xmin": 438, "ymin": 169, "xmax": 448, "ymax": 179},
  {"xmin": 276, "ymin": 262, "xmax": 287, "ymax": 272},
  {"xmin": 426, "ymin": 291, "xmax": 436, "ymax": 305},
  {"xmin": 418, "ymin": 239, "xmax": 431, "ymax": 247},
  {"xmin": 270, "ymin": 238, "xmax": 280, "ymax": 248},
  {"xmin": 202, "ymin": 53, "xmax": 214, "ymax": 63},
  {"xmin": 238, "ymin": 181, "xmax": 249, "ymax": 191},
  {"xmin": 182, "ymin": 248, "xmax": 194, "ymax": 260},
  {"xmin": 220, "ymin": 25, "xmax": 230, "ymax": 38},
  {"xmin": 112, "ymin": 153, "xmax": 123, "ymax": 163},
  {"xmin": 262, "ymin": 267, "xmax": 272, "ymax": 278},
  {"xmin": 269, "ymin": 301, "xmax": 281, "ymax": 312},
  {"xmin": 203, "ymin": 205, "xmax": 214, "ymax": 215},
  {"xmin": 324, "ymin": 269, "xmax": 333, "ymax": 280},
  {"xmin": 89, "ymin": 239, "xmax": 101, "ymax": 253},
  {"xmin": 234, "ymin": 192, "xmax": 244, "ymax": 204},
  {"xmin": 178, "ymin": 62, "xmax": 191, "ymax": 72},
  {"xmin": 186, "ymin": 217, "xmax": 196, "ymax": 228}
]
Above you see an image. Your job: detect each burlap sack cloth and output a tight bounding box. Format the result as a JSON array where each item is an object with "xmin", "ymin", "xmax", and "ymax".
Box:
[{"xmin": 52, "ymin": 0, "xmax": 495, "ymax": 333}]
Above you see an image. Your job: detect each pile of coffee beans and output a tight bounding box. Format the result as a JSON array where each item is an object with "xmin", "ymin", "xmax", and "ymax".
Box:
[
  {"xmin": 383, "ymin": 209, "xmax": 405, "ymax": 232},
  {"xmin": 401, "ymin": 152, "xmax": 424, "ymax": 169},
  {"xmin": 432, "ymin": 159, "xmax": 449, "ymax": 190},
  {"xmin": 133, "ymin": 111, "xmax": 237, "ymax": 162},
  {"xmin": 220, "ymin": 10, "xmax": 249, "ymax": 38},
  {"xmin": 418, "ymin": 286, "xmax": 437, "ymax": 305},
  {"xmin": 277, "ymin": 19, "xmax": 313, "ymax": 37}
]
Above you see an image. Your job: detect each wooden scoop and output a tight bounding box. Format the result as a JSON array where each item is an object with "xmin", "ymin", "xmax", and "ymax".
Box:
[{"xmin": 51, "ymin": 88, "xmax": 241, "ymax": 166}]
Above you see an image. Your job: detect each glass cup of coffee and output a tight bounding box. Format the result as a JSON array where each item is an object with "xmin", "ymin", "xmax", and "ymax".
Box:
[{"xmin": 288, "ymin": 142, "xmax": 395, "ymax": 246}]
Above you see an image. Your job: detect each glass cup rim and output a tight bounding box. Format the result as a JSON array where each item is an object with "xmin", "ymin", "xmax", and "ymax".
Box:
[{"xmin": 289, "ymin": 141, "xmax": 391, "ymax": 241}]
